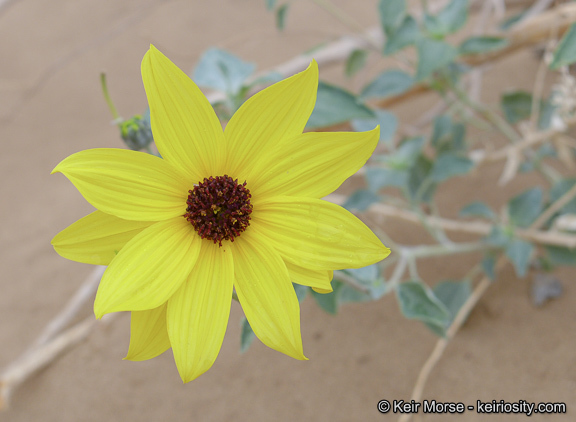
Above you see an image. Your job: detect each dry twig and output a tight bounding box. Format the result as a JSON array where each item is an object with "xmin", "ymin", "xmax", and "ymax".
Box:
[{"xmin": 0, "ymin": 266, "xmax": 106, "ymax": 410}]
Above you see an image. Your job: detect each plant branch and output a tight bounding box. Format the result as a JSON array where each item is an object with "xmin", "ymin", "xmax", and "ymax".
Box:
[
  {"xmin": 0, "ymin": 266, "xmax": 105, "ymax": 410},
  {"xmin": 326, "ymin": 194, "xmax": 576, "ymax": 248}
]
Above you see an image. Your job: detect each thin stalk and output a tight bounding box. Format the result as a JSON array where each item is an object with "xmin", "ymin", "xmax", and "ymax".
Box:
[
  {"xmin": 100, "ymin": 73, "xmax": 121, "ymax": 122},
  {"xmin": 311, "ymin": 0, "xmax": 380, "ymax": 50}
]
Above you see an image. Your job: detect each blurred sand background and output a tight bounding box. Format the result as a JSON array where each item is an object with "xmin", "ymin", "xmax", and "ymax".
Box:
[{"xmin": 0, "ymin": 0, "xmax": 574, "ymax": 421}]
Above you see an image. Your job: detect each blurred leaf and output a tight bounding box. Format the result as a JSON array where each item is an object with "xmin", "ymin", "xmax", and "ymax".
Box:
[
  {"xmin": 351, "ymin": 109, "xmax": 398, "ymax": 146},
  {"xmin": 338, "ymin": 285, "xmax": 373, "ymax": 303},
  {"xmin": 538, "ymin": 98, "xmax": 556, "ymax": 130},
  {"xmin": 508, "ymin": 187, "xmax": 543, "ymax": 228},
  {"xmin": 193, "ymin": 48, "xmax": 256, "ymax": 95},
  {"xmin": 425, "ymin": 0, "xmax": 468, "ymax": 37},
  {"xmin": 360, "ymin": 69, "xmax": 414, "ymax": 102},
  {"xmin": 365, "ymin": 167, "xmax": 408, "ymax": 191},
  {"xmin": 347, "ymin": 264, "xmax": 379, "ymax": 283},
  {"xmin": 485, "ymin": 225, "xmax": 510, "ymax": 247},
  {"xmin": 396, "ymin": 281, "xmax": 451, "ymax": 326},
  {"xmin": 311, "ymin": 282, "xmax": 343, "ymax": 314},
  {"xmin": 293, "ymin": 283, "xmax": 309, "ymax": 302},
  {"xmin": 501, "ymin": 91, "xmax": 532, "ymax": 124},
  {"xmin": 431, "ymin": 115, "xmax": 466, "ymax": 153},
  {"xmin": 407, "ymin": 155, "xmax": 436, "ymax": 202},
  {"xmin": 459, "ymin": 36, "xmax": 508, "ymax": 55},
  {"xmin": 550, "ymin": 23, "xmax": 576, "ymax": 69},
  {"xmin": 460, "ymin": 201, "xmax": 496, "ymax": 220},
  {"xmin": 345, "ymin": 49, "xmax": 368, "ymax": 77},
  {"xmin": 384, "ymin": 16, "xmax": 420, "ymax": 55},
  {"xmin": 265, "ymin": 0, "xmax": 277, "ymax": 10},
  {"xmin": 430, "ymin": 153, "xmax": 474, "ymax": 182},
  {"xmin": 341, "ymin": 264, "xmax": 389, "ymax": 301},
  {"xmin": 342, "ymin": 189, "xmax": 380, "ymax": 212},
  {"xmin": 550, "ymin": 179, "xmax": 576, "ymax": 214},
  {"xmin": 240, "ymin": 317, "xmax": 256, "ymax": 353},
  {"xmin": 431, "ymin": 115, "xmax": 452, "ymax": 147},
  {"xmin": 435, "ymin": 0, "xmax": 468, "ymax": 34},
  {"xmin": 416, "ymin": 39, "xmax": 458, "ymax": 81},
  {"xmin": 425, "ymin": 280, "xmax": 471, "ymax": 336},
  {"xmin": 481, "ymin": 253, "xmax": 497, "ymax": 280},
  {"xmin": 505, "ymin": 238, "xmax": 533, "ymax": 278},
  {"xmin": 545, "ymin": 245, "xmax": 576, "ymax": 266},
  {"xmin": 276, "ymin": 3, "xmax": 289, "ymax": 30},
  {"xmin": 378, "ymin": 0, "xmax": 406, "ymax": 35},
  {"xmin": 383, "ymin": 136, "xmax": 425, "ymax": 169},
  {"xmin": 499, "ymin": 9, "xmax": 527, "ymax": 30},
  {"xmin": 306, "ymin": 81, "xmax": 374, "ymax": 129},
  {"xmin": 501, "ymin": 91, "xmax": 555, "ymax": 128}
]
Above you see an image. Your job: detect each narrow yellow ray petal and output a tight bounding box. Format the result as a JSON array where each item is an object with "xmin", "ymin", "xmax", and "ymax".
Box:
[
  {"xmin": 94, "ymin": 217, "xmax": 201, "ymax": 318},
  {"xmin": 52, "ymin": 148, "xmax": 190, "ymax": 221},
  {"xmin": 142, "ymin": 45, "xmax": 227, "ymax": 180},
  {"xmin": 167, "ymin": 241, "xmax": 234, "ymax": 383},
  {"xmin": 51, "ymin": 211, "xmax": 153, "ymax": 265},
  {"xmin": 224, "ymin": 61, "xmax": 318, "ymax": 183},
  {"xmin": 284, "ymin": 260, "xmax": 333, "ymax": 293},
  {"xmin": 250, "ymin": 127, "xmax": 380, "ymax": 199},
  {"xmin": 252, "ymin": 197, "xmax": 390, "ymax": 270},
  {"xmin": 125, "ymin": 304, "xmax": 171, "ymax": 361},
  {"xmin": 232, "ymin": 230, "xmax": 306, "ymax": 360}
]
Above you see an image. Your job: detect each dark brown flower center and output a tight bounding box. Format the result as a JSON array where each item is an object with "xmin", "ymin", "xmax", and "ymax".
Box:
[{"xmin": 184, "ymin": 175, "xmax": 253, "ymax": 246}]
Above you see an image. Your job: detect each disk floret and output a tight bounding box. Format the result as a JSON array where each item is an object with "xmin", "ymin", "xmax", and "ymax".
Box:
[{"xmin": 184, "ymin": 175, "xmax": 253, "ymax": 246}]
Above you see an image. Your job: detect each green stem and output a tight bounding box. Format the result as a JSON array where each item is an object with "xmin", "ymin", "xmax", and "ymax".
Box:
[
  {"xmin": 100, "ymin": 73, "xmax": 121, "ymax": 122},
  {"xmin": 450, "ymin": 81, "xmax": 520, "ymax": 144}
]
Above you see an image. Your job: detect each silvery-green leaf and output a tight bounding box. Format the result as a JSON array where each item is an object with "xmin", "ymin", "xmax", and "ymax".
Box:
[
  {"xmin": 360, "ymin": 69, "xmax": 414, "ymax": 101},
  {"xmin": 550, "ymin": 23, "xmax": 576, "ymax": 69},
  {"xmin": 240, "ymin": 317, "xmax": 256, "ymax": 353},
  {"xmin": 306, "ymin": 82, "xmax": 374, "ymax": 129},
  {"xmin": 193, "ymin": 48, "xmax": 256, "ymax": 95},
  {"xmin": 378, "ymin": 0, "xmax": 406, "ymax": 35},
  {"xmin": 505, "ymin": 238, "xmax": 533, "ymax": 278},
  {"xmin": 415, "ymin": 39, "xmax": 458, "ymax": 81},
  {"xmin": 460, "ymin": 201, "xmax": 496, "ymax": 220},
  {"xmin": 384, "ymin": 16, "xmax": 420, "ymax": 55},
  {"xmin": 345, "ymin": 49, "xmax": 368, "ymax": 77},
  {"xmin": 396, "ymin": 281, "xmax": 451, "ymax": 327},
  {"xmin": 459, "ymin": 36, "xmax": 508, "ymax": 55},
  {"xmin": 365, "ymin": 167, "xmax": 408, "ymax": 191},
  {"xmin": 508, "ymin": 187, "xmax": 543, "ymax": 228},
  {"xmin": 343, "ymin": 189, "xmax": 380, "ymax": 212},
  {"xmin": 430, "ymin": 153, "xmax": 474, "ymax": 182},
  {"xmin": 351, "ymin": 109, "xmax": 397, "ymax": 145}
]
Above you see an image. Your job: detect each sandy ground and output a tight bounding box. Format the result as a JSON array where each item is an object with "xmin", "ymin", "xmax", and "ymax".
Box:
[{"xmin": 0, "ymin": 1, "xmax": 574, "ymax": 421}]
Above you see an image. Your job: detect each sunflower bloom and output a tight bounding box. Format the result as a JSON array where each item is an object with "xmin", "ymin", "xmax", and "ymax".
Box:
[{"xmin": 51, "ymin": 45, "xmax": 390, "ymax": 383}]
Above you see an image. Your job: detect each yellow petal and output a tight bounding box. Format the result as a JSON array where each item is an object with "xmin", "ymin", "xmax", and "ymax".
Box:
[
  {"xmin": 52, "ymin": 148, "xmax": 190, "ymax": 221},
  {"xmin": 285, "ymin": 260, "xmax": 333, "ymax": 293},
  {"xmin": 51, "ymin": 210, "xmax": 153, "ymax": 265},
  {"xmin": 252, "ymin": 196, "xmax": 390, "ymax": 270},
  {"xmin": 167, "ymin": 241, "xmax": 234, "ymax": 383},
  {"xmin": 142, "ymin": 45, "xmax": 227, "ymax": 180},
  {"xmin": 125, "ymin": 304, "xmax": 171, "ymax": 361},
  {"xmin": 94, "ymin": 217, "xmax": 201, "ymax": 318},
  {"xmin": 250, "ymin": 127, "xmax": 379, "ymax": 199},
  {"xmin": 224, "ymin": 61, "xmax": 318, "ymax": 182},
  {"xmin": 232, "ymin": 230, "xmax": 306, "ymax": 360}
]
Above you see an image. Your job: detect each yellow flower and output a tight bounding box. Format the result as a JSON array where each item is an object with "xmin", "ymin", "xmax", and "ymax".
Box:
[{"xmin": 51, "ymin": 45, "xmax": 390, "ymax": 383}]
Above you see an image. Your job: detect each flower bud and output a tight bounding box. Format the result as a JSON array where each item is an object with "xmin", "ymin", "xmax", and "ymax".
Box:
[{"xmin": 119, "ymin": 113, "xmax": 154, "ymax": 151}]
